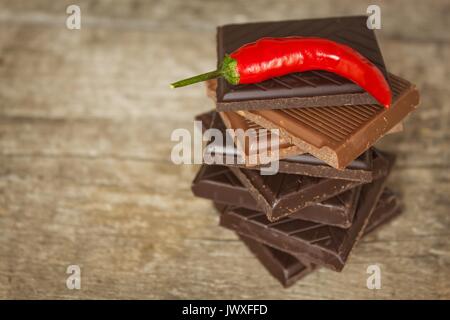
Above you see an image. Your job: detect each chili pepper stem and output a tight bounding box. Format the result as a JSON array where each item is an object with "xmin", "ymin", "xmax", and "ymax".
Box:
[
  {"xmin": 170, "ymin": 69, "xmax": 223, "ymax": 88},
  {"xmin": 170, "ymin": 55, "xmax": 239, "ymax": 88}
]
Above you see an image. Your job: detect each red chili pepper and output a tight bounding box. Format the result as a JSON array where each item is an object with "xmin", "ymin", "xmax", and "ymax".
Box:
[{"xmin": 171, "ymin": 37, "xmax": 391, "ymax": 108}]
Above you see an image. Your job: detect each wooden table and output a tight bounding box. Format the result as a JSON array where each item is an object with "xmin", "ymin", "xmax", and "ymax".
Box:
[{"xmin": 0, "ymin": 0, "xmax": 449, "ymax": 299}]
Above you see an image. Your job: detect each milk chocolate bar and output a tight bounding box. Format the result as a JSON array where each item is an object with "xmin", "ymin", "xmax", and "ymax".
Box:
[
  {"xmin": 220, "ymin": 152, "xmax": 395, "ymax": 271},
  {"xmin": 197, "ymin": 110, "xmax": 303, "ymax": 165},
  {"xmin": 218, "ymin": 111, "xmax": 405, "ymax": 169},
  {"xmin": 215, "ymin": 188, "xmax": 401, "ymax": 287},
  {"xmin": 235, "ymin": 74, "xmax": 419, "ymax": 169},
  {"xmin": 216, "ymin": 16, "xmax": 389, "ymax": 111},
  {"xmin": 194, "ymin": 165, "xmax": 361, "ymax": 228},
  {"xmin": 200, "ymin": 91, "xmax": 403, "ymax": 182},
  {"xmin": 198, "ymin": 110, "xmax": 375, "ymax": 182},
  {"xmin": 206, "ymin": 80, "xmax": 403, "ymax": 137},
  {"xmin": 219, "ymin": 111, "xmax": 303, "ymax": 165}
]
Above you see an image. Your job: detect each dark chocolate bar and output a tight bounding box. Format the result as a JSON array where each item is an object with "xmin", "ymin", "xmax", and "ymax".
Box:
[
  {"xmin": 235, "ymin": 74, "xmax": 419, "ymax": 169},
  {"xmin": 229, "ymin": 166, "xmax": 362, "ymax": 222},
  {"xmin": 194, "ymin": 164, "xmax": 361, "ymax": 228},
  {"xmin": 215, "ymin": 188, "xmax": 402, "ymax": 287},
  {"xmin": 364, "ymin": 189, "xmax": 403, "ymax": 234},
  {"xmin": 238, "ymin": 234, "xmax": 315, "ymax": 287},
  {"xmin": 220, "ymin": 152, "xmax": 395, "ymax": 271},
  {"xmin": 194, "ymin": 111, "xmax": 215, "ymax": 130},
  {"xmin": 216, "ymin": 16, "xmax": 389, "ymax": 111},
  {"xmin": 192, "ymin": 164, "xmax": 259, "ymax": 209}
]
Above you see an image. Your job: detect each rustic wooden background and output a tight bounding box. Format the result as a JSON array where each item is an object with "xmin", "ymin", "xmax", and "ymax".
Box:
[{"xmin": 0, "ymin": 0, "xmax": 449, "ymax": 299}]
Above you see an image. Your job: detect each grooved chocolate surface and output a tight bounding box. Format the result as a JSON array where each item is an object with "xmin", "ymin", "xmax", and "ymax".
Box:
[
  {"xmin": 237, "ymin": 74, "xmax": 419, "ymax": 169},
  {"xmin": 219, "ymin": 111, "xmax": 300, "ymax": 154},
  {"xmin": 216, "ymin": 111, "xmax": 303, "ymax": 164},
  {"xmin": 195, "ymin": 164, "xmax": 362, "ymax": 228},
  {"xmin": 216, "ymin": 188, "xmax": 401, "ymax": 287},
  {"xmin": 220, "ymin": 152, "xmax": 395, "ymax": 271},
  {"xmin": 244, "ymin": 75, "xmax": 408, "ymax": 144},
  {"xmin": 216, "ymin": 16, "xmax": 389, "ymax": 110}
]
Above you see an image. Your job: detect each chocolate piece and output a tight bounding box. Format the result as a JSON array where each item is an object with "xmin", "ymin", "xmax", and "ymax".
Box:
[
  {"xmin": 196, "ymin": 165, "xmax": 361, "ymax": 228},
  {"xmin": 194, "ymin": 111, "xmax": 215, "ymax": 130},
  {"xmin": 204, "ymin": 111, "xmax": 302, "ymax": 166},
  {"xmin": 390, "ymin": 122, "xmax": 404, "ymax": 134},
  {"xmin": 229, "ymin": 166, "xmax": 362, "ymax": 222},
  {"xmin": 220, "ymin": 152, "xmax": 395, "ymax": 271},
  {"xmin": 218, "ymin": 111, "xmax": 303, "ymax": 165},
  {"xmin": 202, "ymin": 110, "xmax": 377, "ymax": 181},
  {"xmin": 217, "ymin": 188, "xmax": 402, "ymax": 287},
  {"xmin": 204, "ymin": 82, "xmax": 403, "ymax": 179},
  {"xmin": 213, "ymin": 202, "xmax": 314, "ymax": 287},
  {"xmin": 264, "ymin": 152, "xmax": 374, "ymax": 182},
  {"xmin": 216, "ymin": 16, "xmax": 389, "ymax": 111},
  {"xmin": 207, "ymin": 80, "xmax": 404, "ymax": 135},
  {"xmin": 364, "ymin": 189, "xmax": 403, "ymax": 234},
  {"xmin": 236, "ymin": 74, "xmax": 419, "ymax": 169},
  {"xmin": 192, "ymin": 164, "xmax": 258, "ymax": 209},
  {"xmin": 288, "ymin": 187, "xmax": 361, "ymax": 228},
  {"xmin": 238, "ymin": 235, "xmax": 315, "ymax": 287}
]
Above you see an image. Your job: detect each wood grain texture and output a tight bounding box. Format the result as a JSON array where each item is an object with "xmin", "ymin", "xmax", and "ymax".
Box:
[{"xmin": 0, "ymin": 0, "xmax": 449, "ymax": 299}]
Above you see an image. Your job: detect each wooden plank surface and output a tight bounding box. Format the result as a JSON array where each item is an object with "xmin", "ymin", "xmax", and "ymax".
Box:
[{"xmin": 0, "ymin": 0, "xmax": 449, "ymax": 299}]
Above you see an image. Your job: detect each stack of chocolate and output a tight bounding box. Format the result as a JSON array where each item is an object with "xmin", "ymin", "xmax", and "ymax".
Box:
[{"xmin": 191, "ymin": 17, "xmax": 420, "ymax": 287}]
